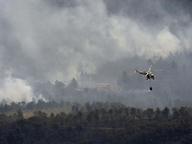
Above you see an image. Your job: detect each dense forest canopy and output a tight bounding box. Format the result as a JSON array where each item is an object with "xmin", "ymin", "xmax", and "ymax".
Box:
[{"xmin": 0, "ymin": 102, "xmax": 192, "ymax": 144}]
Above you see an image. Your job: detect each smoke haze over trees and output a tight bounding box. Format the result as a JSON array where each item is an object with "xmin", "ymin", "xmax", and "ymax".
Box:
[
  {"xmin": 1, "ymin": 1, "xmax": 192, "ymax": 143},
  {"xmin": 0, "ymin": 0, "xmax": 192, "ymax": 106}
]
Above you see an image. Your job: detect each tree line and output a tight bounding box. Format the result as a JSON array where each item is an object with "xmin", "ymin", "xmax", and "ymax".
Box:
[{"xmin": 0, "ymin": 102, "xmax": 192, "ymax": 144}]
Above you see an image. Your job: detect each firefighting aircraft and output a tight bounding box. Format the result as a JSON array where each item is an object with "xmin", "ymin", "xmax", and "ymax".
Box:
[{"xmin": 135, "ymin": 65, "xmax": 155, "ymax": 91}]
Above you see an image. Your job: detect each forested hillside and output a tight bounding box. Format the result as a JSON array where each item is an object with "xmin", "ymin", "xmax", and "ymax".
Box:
[{"xmin": 0, "ymin": 102, "xmax": 192, "ymax": 144}]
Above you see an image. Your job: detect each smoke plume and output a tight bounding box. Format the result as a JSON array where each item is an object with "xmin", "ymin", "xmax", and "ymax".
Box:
[
  {"xmin": 0, "ymin": 74, "xmax": 34, "ymax": 104},
  {"xmin": 0, "ymin": 0, "xmax": 192, "ymax": 105}
]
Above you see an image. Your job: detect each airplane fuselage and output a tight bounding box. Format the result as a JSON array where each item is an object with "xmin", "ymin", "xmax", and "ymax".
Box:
[
  {"xmin": 146, "ymin": 73, "xmax": 155, "ymax": 80},
  {"xmin": 136, "ymin": 70, "xmax": 155, "ymax": 80}
]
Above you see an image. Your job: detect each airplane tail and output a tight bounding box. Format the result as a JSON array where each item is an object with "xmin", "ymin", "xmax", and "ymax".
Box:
[
  {"xmin": 135, "ymin": 69, "xmax": 147, "ymax": 75},
  {"xmin": 135, "ymin": 69, "xmax": 139, "ymax": 73},
  {"xmin": 148, "ymin": 65, "xmax": 152, "ymax": 72}
]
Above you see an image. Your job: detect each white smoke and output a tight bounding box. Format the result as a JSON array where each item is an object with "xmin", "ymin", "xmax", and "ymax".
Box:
[
  {"xmin": 0, "ymin": 0, "xmax": 192, "ymax": 106},
  {"xmin": 0, "ymin": 75, "xmax": 34, "ymax": 104},
  {"xmin": 0, "ymin": 0, "xmax": 185, "ymax": 82}
]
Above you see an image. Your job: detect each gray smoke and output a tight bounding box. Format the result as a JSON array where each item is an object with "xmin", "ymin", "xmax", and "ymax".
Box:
[{"xmin": 0, "ymin": 0, "xmax": 192, "ymax": 106}]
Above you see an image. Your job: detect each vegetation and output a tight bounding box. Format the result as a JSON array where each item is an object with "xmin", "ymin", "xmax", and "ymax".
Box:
[{"xmin": 0, "ymin": 102, "xmax": 192, "ymax": 144}]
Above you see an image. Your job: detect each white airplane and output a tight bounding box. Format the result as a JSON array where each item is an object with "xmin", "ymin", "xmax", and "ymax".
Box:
[{"xmin": 135, "ymin": 65, "xmax": 155, "ymax": 80}]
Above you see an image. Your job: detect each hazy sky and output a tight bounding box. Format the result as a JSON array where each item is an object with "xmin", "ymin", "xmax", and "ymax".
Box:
[{"xmin": 0, "ymin": 0, "xmax": 192, "ymax": 103}]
